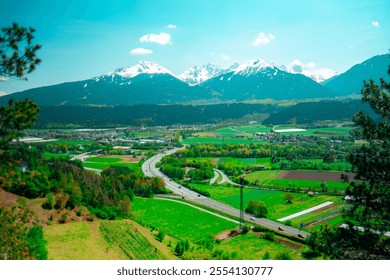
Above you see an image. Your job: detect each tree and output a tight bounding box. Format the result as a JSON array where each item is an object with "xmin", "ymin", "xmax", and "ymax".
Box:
[
  {"xmin": 0, "ymin": 23, "xmax": 41, "ymax": 148},
  {"xmin": 283, "ymin": 192, "xmax": 294, "ymax": 203},
  {"xmin": 308, "ymin": 65, "xmax": 390, "ymax": 259},
  {"xmin": 0, "ymin": 23, "xmax": 41, "ymax": 80},
  {"xmin": 0, "ymin": 207, "xmax": 47, "ymax": 259},
  {"xmin": 0, "ymin": 99, "xmax": 40, "ymax": 148},
  {"xmin": 246, "ymin": 200, "xmax": 268, "ymax": 217}
]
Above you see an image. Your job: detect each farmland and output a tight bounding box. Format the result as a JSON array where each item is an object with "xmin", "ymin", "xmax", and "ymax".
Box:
[
  {"xmin": 188, "ymin": 183, "xmax": 343, "ymax": 221},
  {"xmin": 82, "ymin": 155, "xmax": 141, "ymax": 172},
  {"xmin": 132, "ymin": 197, "xmax": 237, "ymax": 242},
  {"xmin": 4, "ymin": 122, "xmax": 360, "ymax": 260}
]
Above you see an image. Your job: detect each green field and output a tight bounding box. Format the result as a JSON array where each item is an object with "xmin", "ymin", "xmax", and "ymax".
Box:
[
  {"xmin": 217, "ymin": 233, "xmax": 302, "ymax": 260},
  {"xmin": 132, "ymin": 197, "xmax": 237, "ymax": 242},
  {"xmin": 183, "ymin": 137, "xmax": 265, "ymax": 145},
  {"xmin": 44, "ymin": 220, "xmax": 174, "ymax": 260},
  {"xmin": 242, "ymin": 170, "xmax": 280, "ymax": 184},
  {"xmin": 42, "ymin": 152, "xmax": 72, "ymax": 160},
  {"xmin": 189, "ymin": 184, "xmax": 342, "ymax": 220},
  {"xmin": 285, "ymin": 202, "xmax": 345, "ymax": 226},
  {"xmin": 82, "ymin": 156, "xmax": 140, "ymax": 171},
  {"xmin": 44, "ymin": 221, "xmax": 127, "ymax": 259},
  {"xmin": 218, "ymin": 157, "xmax": 273, "ymax": 168},
  {"xmin": 100, "ymin": 220, "xmax": 173, "ymax": 260}
]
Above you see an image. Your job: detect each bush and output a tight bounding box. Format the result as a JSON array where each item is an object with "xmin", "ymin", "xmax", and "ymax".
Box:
[
  {"xmin": 241, "ymin": 225, "xmax": 250, "ymax": 234},
  {"xmin": 41, "ymin": 193, "xmax": 55, "ymax": 209},
  {"xmin": 59, "ymin": 213, "xmax": 67, "ymax": 224},
  {"xmin": 156, "ymin": 231, "xmax": 165, "ymax": 242},
  {"xmin": 253, "ymin": 225, "xmax": 267, "ymax": 232},
  {"xmin": 264, "ymin": 231, "xmax": 275, "ymax": 242}
]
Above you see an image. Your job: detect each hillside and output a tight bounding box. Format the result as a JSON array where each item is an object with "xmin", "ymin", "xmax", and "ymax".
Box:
[
  {"xmin": 262, "ymin": 100, "xmax": 374, "ymax": 125},
  {"xmin": 34, "ymin": 99, "xmax": 372, "ymax": 128},
  {"xmin": 323, "ymin": 54, "xmax": 389, "ymax": 95}
]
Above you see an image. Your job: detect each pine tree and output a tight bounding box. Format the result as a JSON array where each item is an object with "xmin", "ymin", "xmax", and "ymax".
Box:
[{"xmin": 307, "ymin": 63, "xmax": 390, "ymax": 259}]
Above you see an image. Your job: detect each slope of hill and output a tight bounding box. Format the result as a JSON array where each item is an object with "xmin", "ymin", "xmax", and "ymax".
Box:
[
  {"xmin": 262, "ymin": 100, "xmax": 374, "ymax": 125},
  {"xmin": 322, "ymin": 54, "xmax": 389, "ymax": 95},
  {"xmin": 33, "ymin": 100, "xmax": 375, "ymax": 128}
]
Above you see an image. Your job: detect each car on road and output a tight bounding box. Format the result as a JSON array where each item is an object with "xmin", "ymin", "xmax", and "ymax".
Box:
[
  {"xmin": 278, "ymin": 226, "xmax": 284, "ymax": 231},
  {"xmin": 250, "ymin": 217, "xmax": 256, "ymax": 221},
  {"xmin": 298, "ymin": 233, "xmax": 305, "ymax": 238}
]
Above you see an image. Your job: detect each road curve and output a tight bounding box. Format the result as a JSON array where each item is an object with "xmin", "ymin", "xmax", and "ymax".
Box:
[{"xmin": 142, "ymin": 147, "xmax": 309, "ymax": 238}]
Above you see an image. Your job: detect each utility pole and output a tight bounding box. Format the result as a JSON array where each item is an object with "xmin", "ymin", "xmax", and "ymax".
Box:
[{"xmin": 239, "ymin": 175, "xmax": 244, "ymax": 232}]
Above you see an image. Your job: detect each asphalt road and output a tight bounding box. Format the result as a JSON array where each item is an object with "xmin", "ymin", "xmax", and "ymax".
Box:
[{"xmin": 142, "ymin": 147, "xmax": 309, "ymax": 238}]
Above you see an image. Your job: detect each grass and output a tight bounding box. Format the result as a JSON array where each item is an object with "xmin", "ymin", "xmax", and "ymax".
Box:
[
  {"xmin": 99, "ymin": 220, "xmax": 174, "ymax": 260},
  {"xmin": 217, "ymin": 233, "xmax": 301, "ymax": 260},
  {"xmin": 244, "ymin": 170, "xmax": 281, "ymax": 184},
  {"xmin": 82, "ymin": 156, "xmax": 140, "ymax": 171},
  {"xmin": 270, "ymin": 179, "xmax": 349, "ymax": 192},
  {"xmin": 132, "ymin": 197, "xmax": 237, "ymax": 242},
  {"xmin": 287, "ymin": 202, "xmax": 345, "ymax": 227},
  {"xmin": 85, "ymin": 157, "xmax": 122, "ymax": 163},
  {"xmin": 188, "ymin": 183, "xmax": 342, "ymax": 220},
  {"xmin": 44, "ymin": 221, "xmax": 127, "ymax": 260},
  {"xmin": 218, "ymin": 157, "xmax": 274, "ymax": 169},
  {"xmin": 42, "ymin": 152, "xmax": 72, "ymax": 160},
  {"xmin": 183, "ymin": 137, "xmax": 265, "ymax": 145}
]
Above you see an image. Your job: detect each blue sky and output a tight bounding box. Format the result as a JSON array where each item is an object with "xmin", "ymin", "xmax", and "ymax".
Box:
[{"xmin": 0, "ymin": 0, "xmax": 389, "ymax": 94}]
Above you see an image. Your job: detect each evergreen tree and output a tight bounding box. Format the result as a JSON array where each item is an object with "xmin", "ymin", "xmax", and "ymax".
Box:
[
  {"xmin": 308, "ymin": 64, "xmax": 390, "ymax": 259},
  {"xmin": 0, "ymin": 23, "xmax": 41, "ymax": 80}
]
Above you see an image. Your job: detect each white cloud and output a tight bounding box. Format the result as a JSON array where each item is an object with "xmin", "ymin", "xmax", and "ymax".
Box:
[
  {"xmin": 372, "ymin": 21, "xmax": 380, "ymax": 28},
  {"xmin": 253, "ymin": 32, "xmax": 275, "ymax": 46},
  {"xmin": 307, "ymin": 62, "xmax": 316, "ymax": 68},
  {"xmin": 222, "ymin": 54, "xmax": 230, "ymax": 61},
  {"xmin": 166, "ymin": 24, "xmax": 177, "ymax": 29},
  {"xmin": 130, "ymin": 48, "xmax": 153, "ymax": 55},
  {"xmin": 140, "ymin": 32, "xmax": 172, "ymax": 45}
]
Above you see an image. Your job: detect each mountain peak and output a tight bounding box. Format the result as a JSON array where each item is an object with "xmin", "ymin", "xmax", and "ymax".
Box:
[
  {"xmin": 107, "ymin": 61, "xmax": 174, "ymax": 78},
  {"xmin": 234, "ymin": 59, "xmax": 276, "ymax": 76},
  {"xmin": 179, "ymin": 63, "xmax": 237, "ymax": 85},
  {"xmin": 284, "ymin": 59, "xmax": 338, "ymax": 83}
]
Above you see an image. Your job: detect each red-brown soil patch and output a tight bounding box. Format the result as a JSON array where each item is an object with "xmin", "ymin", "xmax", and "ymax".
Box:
[
  {"xmin": 0, "ymin": 188, "xmax": 18, "ymax": 207},
  {"xmin": 276, "ymin": 170, "xmax": 356, "ymax": 182},
  {"xmin": 215, "ymin": 229, "xmax": 240, "ymax": 241},
  {"xmin": 0, "ymin": 188, "xmax": 94, "ymax": 227}
]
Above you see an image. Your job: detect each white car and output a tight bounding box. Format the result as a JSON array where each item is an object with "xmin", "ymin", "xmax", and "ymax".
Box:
[{"xmin": 250, "ymin": 217, "xmax": 256, "ymax": 221}]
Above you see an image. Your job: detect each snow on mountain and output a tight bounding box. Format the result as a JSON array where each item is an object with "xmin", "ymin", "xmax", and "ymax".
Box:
[
  {"xmin": 282, "ymin": 60, "xmax": 338, "ymax": 83},
  {"xmin": 105, "ymin": 61, "xmax": 176, "ymax": 79},
  {"xmin": 179, "ymin": 63, "xmax": 238, "ymax": 85},
  {"xmin": 233, "ymin": 59, "xmax": 277, "ymax": 77}
]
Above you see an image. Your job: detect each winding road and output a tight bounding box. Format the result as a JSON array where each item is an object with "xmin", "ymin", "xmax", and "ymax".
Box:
[{"xmin": 142, "ymin": 147, "xmax": 309, "ymax": 238}]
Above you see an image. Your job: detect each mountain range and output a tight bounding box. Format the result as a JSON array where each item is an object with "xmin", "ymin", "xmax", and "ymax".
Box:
[{"xmin": 0, "ymin": 54, "xmax": 388, "ymax": 106}]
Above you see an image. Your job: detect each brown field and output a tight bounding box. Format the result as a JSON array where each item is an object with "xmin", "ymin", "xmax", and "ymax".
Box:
[{"xmin": 276, "ymin": 170, "xmax": 356, "ymax": 182}]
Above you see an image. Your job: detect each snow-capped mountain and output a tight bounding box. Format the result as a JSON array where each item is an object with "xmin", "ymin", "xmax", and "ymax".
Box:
[
  {"xmin": 1, "ymin": 54, "xmax": 387, "ymax": 107},
  {"xmin": 281, "ymin": 60, "xmax": 338, "ymax": 83},
  {"xmin": 233, "ymin": 59, "xmax": 278, "ymax": 77},
  {"xmin": 201, "ymin": 58, "xmax": 334, "ymax": 101},
  {"xmin": 179, "ymin": 63, "xmax": 238, "ymax": 85},
  {"xmin": 105, "ymin": 61, "xmax": 176, "ymax": 79}
]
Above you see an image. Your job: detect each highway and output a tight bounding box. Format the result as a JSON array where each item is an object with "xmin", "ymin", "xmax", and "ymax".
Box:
[{"xmin": 142, "ymin": 147, "xmax": 309, "ymax": 239}]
